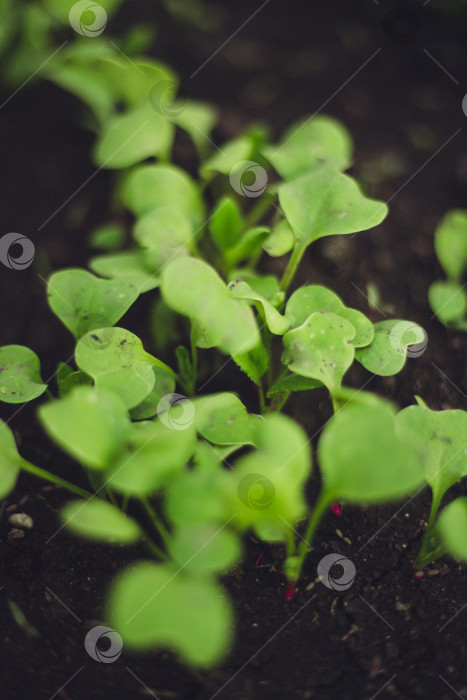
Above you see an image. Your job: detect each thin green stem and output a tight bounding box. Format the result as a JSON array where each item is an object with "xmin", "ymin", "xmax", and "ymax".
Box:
[
  {"xmin": 244, "ymin": 192, "xmax": 275, "ymax": 229},
  {"xmin": 141, "ymin": 496, "xmax": 171, "ymax": 547},
  {"xmin": 141, "ymin": 533, "xmax": 169, "ymax": 561},
  {"xmin": 19, "ymin": 458, "xmax": 94, "ymax": 501},
  {"xmin": 121, "ymin": 493, "xmax": 130, "ymax": 513},
  {"xmin": 294, "ymin": 492, "xmax": 333, "ymax": 582},
  {"xmin": 106, "ymin": 488, "xmax": 119, "ymax": 508},
  {"xmin": 190, "ymin": 326, "xmax": 198, "ymax": 394},
  {"xmin": 414, "ymin": 490, "xmax": 444, "ymax": 569},
  {"xmin": 279, "ymin": 245, "xmax": 305, "ymax": 293},
  {"xmin": 258, "ymin": 383, "xmax": 266, "ymax": 413}
]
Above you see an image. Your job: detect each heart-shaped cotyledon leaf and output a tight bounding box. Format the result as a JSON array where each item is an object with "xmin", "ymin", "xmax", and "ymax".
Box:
[
  {"xmin": 395, "ymin": 403, "xmax": 467, "ymax": 511},
  {"xmin": 228, "ymin": 278, "xmax": 290, "ymax": 335},
  {"xmin": 286, "ymin": 285, "xmax": 373, "ymax": 347},
  {"xmin": 264, "ymin": 114, "xmax": 353, "ymax": 180},
  {"xmin": 318, "ymin": 398, "xmax": 425, "ymax": 504},
  {"xmin": 282, "ymin": 311, "xmax": 356, "ymax": 394},
  {"xmin": 47, "ymin": 268, "xmax": 141, "ymax": 338},
  {"xmin": 39, "ymin": 386, "xmax": 130, "ymax": 469},
  {"xmin": 278, "ymin": 165, "xmax": 388, "ymax": 255},
  {"xmin": 355, "ymin": 319, "xmax": 427, "ymax": 376},
  {"xmin": 161, "ymin": 258, "xmax": 260, "ymax": 356},
  {"xmin": 75, "ymin": 328, "xmax": 158, "ymax": 409},
  {"xmin": 193, "ymin": 393, "xmax": 262, "ymax": 446},
  {"xmin": 61, "ymin": 499, "xmax": 141, "ymax": 544},
  {"xmin": 107, "ymin": 561, "xmax": 233, "ymax": 666},
  {"xmin": 0, "ymin": 345, "xmax": 47, "ymax": 403}
]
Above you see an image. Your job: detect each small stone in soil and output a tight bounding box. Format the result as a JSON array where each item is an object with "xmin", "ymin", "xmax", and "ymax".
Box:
[
  {"xmin": 8, "ymin": 513, "xmax": 33, "ymax": 529},
  {"xmin": 8, "ymin": 528, "xmax": 25, "ymax": 540}
]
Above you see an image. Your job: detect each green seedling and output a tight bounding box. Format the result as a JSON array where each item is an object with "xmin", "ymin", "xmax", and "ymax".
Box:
[
  {"xmin": 428, "ymin": 210, "xmax": 467, "ymax": 330},
  {"xmin": 0, "ymin": 45, "xmax": 452, "ymax": 667},
  {"xmin": 395, "ymin": 398, "xmax": 467, "ymax": 569}
]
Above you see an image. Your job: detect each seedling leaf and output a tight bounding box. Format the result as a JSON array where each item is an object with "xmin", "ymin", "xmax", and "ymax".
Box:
[
  {"xmin": 434, "ymin": 210, "xmax": 467, "ymax": 283},
  {"xmin": 107, "ymin": 418, "xmax": 197, "ymax": 495},
  {"xmin": 89, "ymin": 251, "xmax": 160, "ymax": 293},
  {"xmin": 262, "ymin": 219, "xmax": 295, "ymax": 257},
  {"xmin": 428, "ymin": 280, "xmax": 467, "ymax": 326},
  {"xmin": 0, "ymin": 345, "xmax": 47, "ymax": 403},
  {"xmin": 228, "ymin": 278, "xmax": 290, "ymax": 335},
  {"xmin": 39, "ymin": 386, "xmax": 130, "ymax": 469},
  {"xmin": 61, "ymin": 499, "xmax": 141, "ymax": 544},
  {"xmin": 264, "ymin": 115, "xmax": 353, "ymax": 180},
  {"xmin": 94, "ymin": 102, "xmax": 174, "ymax": 169},
  {"xmin": 161, "ymin": 258, "xmax": 260, "ymax": 356},
  {"xmin": 286, "ymin": 285, "xmax": 373, "ymax": 347},
  {"xmin": 47, "ymin": 269, "xmax": 141, "ymax": 338},
  {"xmin": 278, "ymin": 166, "xmax": 387, "ymax": 257},
  {"xmin": 107, "ymin": 561, "xmax": 233, "ymax": 665},
  {"xmin": 395, "ymin": 404, "xmax": 467, "ymax": 505},
  {"xmin": 282, "ymin": 311, "xmax": 355, "ymax": 394},
  {"xmin": 122, "ymin": 164, "xmax": 204, "ymax": 228},
  {"xmin": 355, "ymin": 319, "xmax": 426, "ymax": 376},
  {"xmin": 194, "ymin": 393, "xmax": 261, "ymax": 446},
  {"xmin": 233, "ymin": 414, "xmax": 311, "ymax": 539},
  {"xmin": 437, "ymin": 498, "xmax": 467, "ymax": 561},
  {"xmin": 267, "ymin": 374, "xmax": 323, "ymax": 397},
  {"xmin": 319, "ymin": 400, "xmax": 425, "ymax": 503},
  {"xmin": 169, "ymin": 524, "xmax": 242, "ymax": 574},
  {"xmin": 75, "ymin": 328, "xmax": 156, "ymax": 409},
  {"xmin": 0, "ymin": 420, "xmax": 22, "ymax": 498}
]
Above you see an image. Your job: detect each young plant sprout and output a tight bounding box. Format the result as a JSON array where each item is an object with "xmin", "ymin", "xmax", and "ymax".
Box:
[{"xmin": 1, "ymin": 49, "xmax": 465, "ymax": 667}]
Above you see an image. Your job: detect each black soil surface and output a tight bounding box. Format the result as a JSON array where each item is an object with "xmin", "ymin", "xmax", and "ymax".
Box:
[{"xmin": 1, "ymin": 1, "xmax": 467, "ymax": 698}]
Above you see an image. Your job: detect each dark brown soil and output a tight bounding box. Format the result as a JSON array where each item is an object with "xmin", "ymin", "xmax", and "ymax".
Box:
[{"xmin": 1, "ymin": 1, "xmax": 467, "ymax": 699}]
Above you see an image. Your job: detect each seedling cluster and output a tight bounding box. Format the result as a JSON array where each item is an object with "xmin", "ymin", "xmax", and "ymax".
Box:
[{"xmin": 1, "ymin": 34, "xmax": 466, "ymax": 668}]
